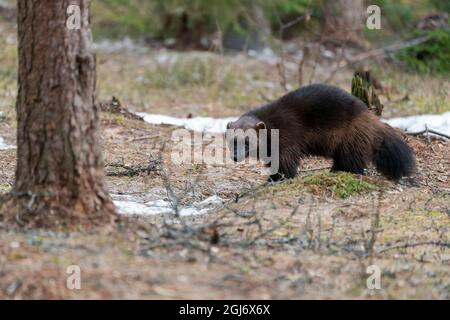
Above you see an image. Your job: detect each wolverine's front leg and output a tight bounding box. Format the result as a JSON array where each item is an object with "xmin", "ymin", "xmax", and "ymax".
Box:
[{"xmin": 268, "ymin": 156, "xmax": 299, "ymax": 182}]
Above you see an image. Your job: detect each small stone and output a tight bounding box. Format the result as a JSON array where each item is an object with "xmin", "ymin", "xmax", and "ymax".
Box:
[
  {"xmin": 6, "ymin": 279, "xmax": 21, "ymax": 296},
  {"xmin": 10, "ymin": 241, "xmax": 20, "ymax": 249},
  {"xmin": 211, "ymin": 246, "xmax": 220, "ymax": 254}
]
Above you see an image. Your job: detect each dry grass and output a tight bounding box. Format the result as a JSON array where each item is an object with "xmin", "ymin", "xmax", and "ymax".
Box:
[{"xmin": 1, "ymin": 110, "xmax": 449, "ymax": 299}]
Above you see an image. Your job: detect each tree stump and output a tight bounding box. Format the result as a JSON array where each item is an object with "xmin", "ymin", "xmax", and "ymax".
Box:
[{"xmin": 351, "ymin": 70, "xmax": 384, "ymax": 116}]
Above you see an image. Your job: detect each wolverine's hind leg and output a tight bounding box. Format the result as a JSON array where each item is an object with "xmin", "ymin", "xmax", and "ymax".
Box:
[{"xmin": 331, "ymin": 148, "xmax": 367, "ymax": 175}]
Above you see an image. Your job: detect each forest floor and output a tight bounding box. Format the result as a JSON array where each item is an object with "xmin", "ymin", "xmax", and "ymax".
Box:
[{"xmin": 0, "ymin": 16, "xmax": 449, "ymax": 299}]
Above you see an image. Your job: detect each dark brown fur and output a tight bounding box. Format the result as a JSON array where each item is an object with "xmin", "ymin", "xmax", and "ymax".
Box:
[{"xmin": 227, "ymin": 84, "xmax": 416, "ymax": 181}]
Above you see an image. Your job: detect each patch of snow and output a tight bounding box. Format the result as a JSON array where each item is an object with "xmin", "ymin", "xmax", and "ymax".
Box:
[
  {"xmin": 163, "ymin": 38, "xmax": 177, "ymax": 47},
  {"xmin": 136, "ymin": 112, "xmax": 237, "ymax": 133},
  {"xmin": 176, "ymin": 195, "xmax": 224, "ymax": 216},
  {"xmin": 113, "ymin": 195, "xmax": 224, "ymax": 216},
  {"xmin": 153, "ymin": 50, "xmax": 221, "ymax": 65},
  {"xmin": 248, "ymin": 47, "xmax": 278, "ymax": 64},
  {"xmin": 322, "ymin": 49, "xmax": 335, "ymax": 59},
  {"xmin": 154, "ymin": 52, "xmax": 176, "ymax": 64},
  {"xmin": 93, "ymin": 38, "xmax": 148, "ymax": 54},
  {"xmin": 114, "ymin": 200, "xmax": 163, "ymax": 216},
  {"xmin": 384, "ymin": 112, "xmax": 450, "ymax": 137},
  {"xmin": 137, "ymin": 111, "xmax": 450, "ymax": 137},
  {"xmin": 0, "ymin": 136, "xmax": 15, "ymax": 150}
]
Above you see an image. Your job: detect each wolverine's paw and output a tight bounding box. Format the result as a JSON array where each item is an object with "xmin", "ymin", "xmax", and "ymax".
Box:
[{"xmin": 267, "ymin": 173, "xmax": 286, "ymax": 183}]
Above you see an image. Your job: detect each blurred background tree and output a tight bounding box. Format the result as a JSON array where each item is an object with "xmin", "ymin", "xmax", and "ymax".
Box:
[
  {"xmin": 321, "ymin": 0, "xmax": 367, "ymax": 48},
  {"xmin": 89, "ymin": 0, "xmax": 449, "ymax": 75},
  {"xmin": 91, "ymin": 0, "xmax": 447, "ymax": 41},
  {"xmin": 92, "ymin": 0, "xmax": 312, "ymax": 46}
]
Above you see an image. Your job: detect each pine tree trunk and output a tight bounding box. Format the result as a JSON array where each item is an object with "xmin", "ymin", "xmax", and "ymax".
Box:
[
  {"xmin": 4, "ymin": 0, "xmax": 117, "ymax": 228},
  {"xmin": 322, "ymin": 0, "xmax": 367, "ymax": 48}
]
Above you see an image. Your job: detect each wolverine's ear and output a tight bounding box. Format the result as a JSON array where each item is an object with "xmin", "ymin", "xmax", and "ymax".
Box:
[
  {"xmin": 256, "ymin": 121, "xmax": 266, "ymax": 130},
  {"xmin": 226, "ymin": 122, "xmax": 232, "ymax": 129}
]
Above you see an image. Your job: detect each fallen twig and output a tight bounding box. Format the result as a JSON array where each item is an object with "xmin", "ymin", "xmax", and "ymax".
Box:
[
  {"xmin": 406, "ymin": 128, "xmax": 450, "ymax": 140},
  {"xmin": 106, "ymin": 161, "xmax": 160, "ymax": 176},
  {"xmin": 377, "ymin": 240, "xmax": 450, "ymax": 254},
  {"xmin": 130, "ymin": 134, "xmax": 160, "ymax": 142}
]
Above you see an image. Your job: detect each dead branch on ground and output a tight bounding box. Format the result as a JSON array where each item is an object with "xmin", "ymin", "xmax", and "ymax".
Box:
[
  {"xmin": 106, "ymin": 159, "xmax": 161, "ymax": 177},
  {"xmin": 377, "ymin": 240, "xmax": 450, "ymax": 254},
  {"xmin": 406, "ymin": 128, "xmax": 450, "ymax": 140}
]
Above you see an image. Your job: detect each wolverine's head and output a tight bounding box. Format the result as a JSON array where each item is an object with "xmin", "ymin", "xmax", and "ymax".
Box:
[{"xmin": 226, "ymin": 116, "xmax": 266, "ymax": 162}]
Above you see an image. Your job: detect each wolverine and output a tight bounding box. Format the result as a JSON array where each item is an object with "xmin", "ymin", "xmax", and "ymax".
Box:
[{"xmin": 226, "ymin": 84, "xmax": 416, "ymax": 182}]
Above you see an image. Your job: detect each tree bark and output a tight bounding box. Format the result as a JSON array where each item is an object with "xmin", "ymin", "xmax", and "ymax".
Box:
[
  {"xmin": 322, "ymin": 0, "xmax": 367, "ymax": 48},
  {"xmin": 3, "ymin": 0, "xmax": 117, "ymax": 228}
]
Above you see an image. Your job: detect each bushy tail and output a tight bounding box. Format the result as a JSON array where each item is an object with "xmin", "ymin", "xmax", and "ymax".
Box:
[{"xmin": 373, "ymin": 125, "xmax": 416, "ymax": 180}]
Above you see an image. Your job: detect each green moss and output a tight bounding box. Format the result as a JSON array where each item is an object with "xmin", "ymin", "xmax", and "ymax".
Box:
[
  {"xmin": 268, "ymin": 172, "xmax": 380, "ymax": 199},
  {"xmin": 303, "ymin": 172, "xmax": 379, "ymax": 199},
  {"xmin": 112, "ymin": 114, "xmax": 126, "ymax": 123}
]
